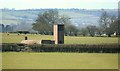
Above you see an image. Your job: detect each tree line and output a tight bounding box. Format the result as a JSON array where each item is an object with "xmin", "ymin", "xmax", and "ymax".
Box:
[
  {"xmin": 32, "ymin": 9, "xmax": 119, "ymax": 37},
  {"xmin": 1, "ymin": 9, "xmax": 119, "ymax": 37},
  {"xmin": 0, "ymin": 24, "xmax": 13, "ymax": 33}
]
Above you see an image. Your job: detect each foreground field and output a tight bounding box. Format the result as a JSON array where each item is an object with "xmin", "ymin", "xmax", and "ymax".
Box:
[
  {"xmin": 1, "ymin": 33, "xmax": 119, "ymax": 44},
  {"xmin": 2, "ymin": 52, "xmax": 118, "ymax": 69},
  {"xmin": 0, "ymin": 53, "xmax": 1, "ymax": 70}
]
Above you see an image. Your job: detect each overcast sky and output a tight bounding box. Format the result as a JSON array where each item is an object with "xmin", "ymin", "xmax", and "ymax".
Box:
[{"xmin": 0, "ymin": 0, "xmax": 119, "ymax": 9}]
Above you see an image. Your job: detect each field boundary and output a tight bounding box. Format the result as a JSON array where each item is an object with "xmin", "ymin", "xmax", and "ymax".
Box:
[{"xmin": 1, "ymin": 43, "xmax": 119, "ymax": 53}]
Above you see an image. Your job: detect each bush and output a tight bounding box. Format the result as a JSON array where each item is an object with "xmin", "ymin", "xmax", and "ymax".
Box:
[
  {"xmin": 1, "ymin": 43, "xmax": 119, "ymax": 53},
  {"xmin": 2, "ymin": 43, "xmax": 26, "ymax": 52}
]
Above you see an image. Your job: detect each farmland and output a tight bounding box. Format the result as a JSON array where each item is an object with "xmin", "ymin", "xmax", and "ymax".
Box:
[
  {"xmin": 2, "ymin": 52, "xmax": 118, "ymax": 69},
  {"xmin": 1, "ymin": 33, "xmax": 119, "ymax": 69},
  {"xmin": 1, "ymin": 33, "xmax": 119, "ymax": 44}
]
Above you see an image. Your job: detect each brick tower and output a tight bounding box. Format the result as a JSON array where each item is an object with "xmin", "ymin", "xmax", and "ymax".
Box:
[{"xmin": 54, "ymin": 24, "xmax": 64, "ymax": 44}]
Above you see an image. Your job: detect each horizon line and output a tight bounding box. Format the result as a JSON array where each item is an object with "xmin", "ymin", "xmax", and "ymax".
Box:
[{"xmin": 0, "ymin": 8, "xmax": 118, "ymax": 10}]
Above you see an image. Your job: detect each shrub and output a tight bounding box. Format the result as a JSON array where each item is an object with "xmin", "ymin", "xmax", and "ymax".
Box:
[{"xmin": 1, "ymin": 43, "xmax": 119, "ymax": 53}]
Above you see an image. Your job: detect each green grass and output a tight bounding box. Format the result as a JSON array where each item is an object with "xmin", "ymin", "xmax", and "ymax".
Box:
[
  {"xmin": 1, "ymin": 33, "xmax": 119, "ymax": 44},
  {"xmin": 0, "ymin": 53, "xmax": 2, "ymax": 70},
  {"xmin": 1, "ymin": 33, "xmax": 119, "ymax": 69},
  {"xmin": 2, "ymin": 52, "xmax": 118, "ymax": 69},
  {"xmin": 1, "ymin": 33, "xmax": 53, "ymax": 43}
]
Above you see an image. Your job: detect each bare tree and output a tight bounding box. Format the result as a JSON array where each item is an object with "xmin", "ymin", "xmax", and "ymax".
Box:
[
  {"xmin": 80, "ymin": 28, "xmax": 88, "ymax": 36},
  {"xmin": 99, "ymin": 11, "xmax": 110, "ymax": 33},
  {"xmin": 87, "ymin": 25, "xmax": 97, "ymax": 37},
  {"xmin": 99, "ymin": 11, "xmax": 116, "ymax": 37}
]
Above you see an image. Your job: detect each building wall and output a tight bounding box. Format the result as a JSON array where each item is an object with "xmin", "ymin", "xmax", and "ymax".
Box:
[
  {"xmin": 54, "ymin": 24, "xmax": 58, "ymax": 44},
  {"xmin": 54, "ymin": 24, "xmax": 64, "ymax": 44}
]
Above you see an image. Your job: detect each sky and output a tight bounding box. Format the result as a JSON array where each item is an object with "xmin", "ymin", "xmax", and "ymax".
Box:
[{"xmin": 0, "ymin": 0, "xmax": 119, "ymax": 9}]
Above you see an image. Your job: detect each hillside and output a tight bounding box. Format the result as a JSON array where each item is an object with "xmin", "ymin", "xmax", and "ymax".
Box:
[{"xmin": 0, "ymin": 9, "xmax": 118, "ymax": 30}]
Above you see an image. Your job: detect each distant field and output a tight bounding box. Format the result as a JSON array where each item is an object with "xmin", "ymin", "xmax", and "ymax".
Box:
[
  {"xmin": 1, "ymin": 33, "xmax": 119, "ymax": 44},
  {"xmin": 2, "ymin": 52, "xmax": 118, "ymax": 69}
]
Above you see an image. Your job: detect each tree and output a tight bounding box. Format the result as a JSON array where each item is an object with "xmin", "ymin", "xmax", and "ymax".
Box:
[
  {"xmin": 0, "ymin": 24, "xmax": 5, "ymax": 32},
  {"xmin": 105, "ymin": 27, "xmax": 113, "ymax": 37},
  {"xmin": 60, "ymin": 15, "xmax": 73, "ymax": 36},
  {"xmin": 80, "ymin": 28, "xmax": 88, "ymax": 36},
  {"xmin": 106, "ymin": 15, "xmax": 117, "ymax": 37},
  {"xmin": 99, "ymin": 11, "xmax": 110, "ymax": 34},
  {"xmin": 109, "ymin": 19, "xmax": 120, "ymax": 37},
  {"xmin": 87, "ymin": 25, "xmax": 97, "ymax": 37},
  {"xmin": 65, "ymin": 24, "xmax": 78, "ymax": 36},
  {"xmin": 5, "ymin": 25, "xmax": 13, "ymax": 33},
  {"xmin": 32, "ymin": 9, "xmax": 71, "ymax": 35},
  {"xmin": 96, "ymin": 26, "xmax": 103, "ymax": 36},
  {"xmin": 110, "ymin": 15, "xmax": 117, "ymax": 23},
  {"xmin": 99, "ymin": 11, "xmax": 117, "ymax": 37},
  {"xmin": 32, "ymin": 10, "xmax": 59, "ymax": 35}
]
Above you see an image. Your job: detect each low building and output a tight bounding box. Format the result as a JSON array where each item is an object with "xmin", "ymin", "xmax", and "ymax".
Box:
[
  {"xmin": 21, "ymin": 40, "xmax": 55, "ymax": 45},
  {"xmin": 21, "ymin": 24, "xmax": 64, "ymax": 45}
]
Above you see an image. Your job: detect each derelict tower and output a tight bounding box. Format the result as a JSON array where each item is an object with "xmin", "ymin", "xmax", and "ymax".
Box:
[{"xmin": 54, "ymin": 24, "xmax": 64, "ymax": 44}]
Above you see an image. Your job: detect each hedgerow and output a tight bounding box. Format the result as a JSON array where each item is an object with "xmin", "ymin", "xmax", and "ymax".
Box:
[{"xmin": 1, "ymin": 43, "xmax": 119, "ymax": 53}]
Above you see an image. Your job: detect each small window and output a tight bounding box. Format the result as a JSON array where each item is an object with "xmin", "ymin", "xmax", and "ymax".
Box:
[{"xmin": 58, "ymin": 25, "xmax": 64, "ymax": 31}]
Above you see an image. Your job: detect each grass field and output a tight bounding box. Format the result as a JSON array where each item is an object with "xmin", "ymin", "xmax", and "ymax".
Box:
[
  {"xmin": 0, "ymin": 53, "xmax": 1, "ymax": 70},
  {"xmin": 2, "ymin": 52, "xmax": 118, "ymax": 69},
  {"xmin": 1, "ymin": 33, "xmax": 119, "ymax": 69},
  {"xmin": 1, "ymin": 33, "xmax": 119, "ymax": 44}
]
